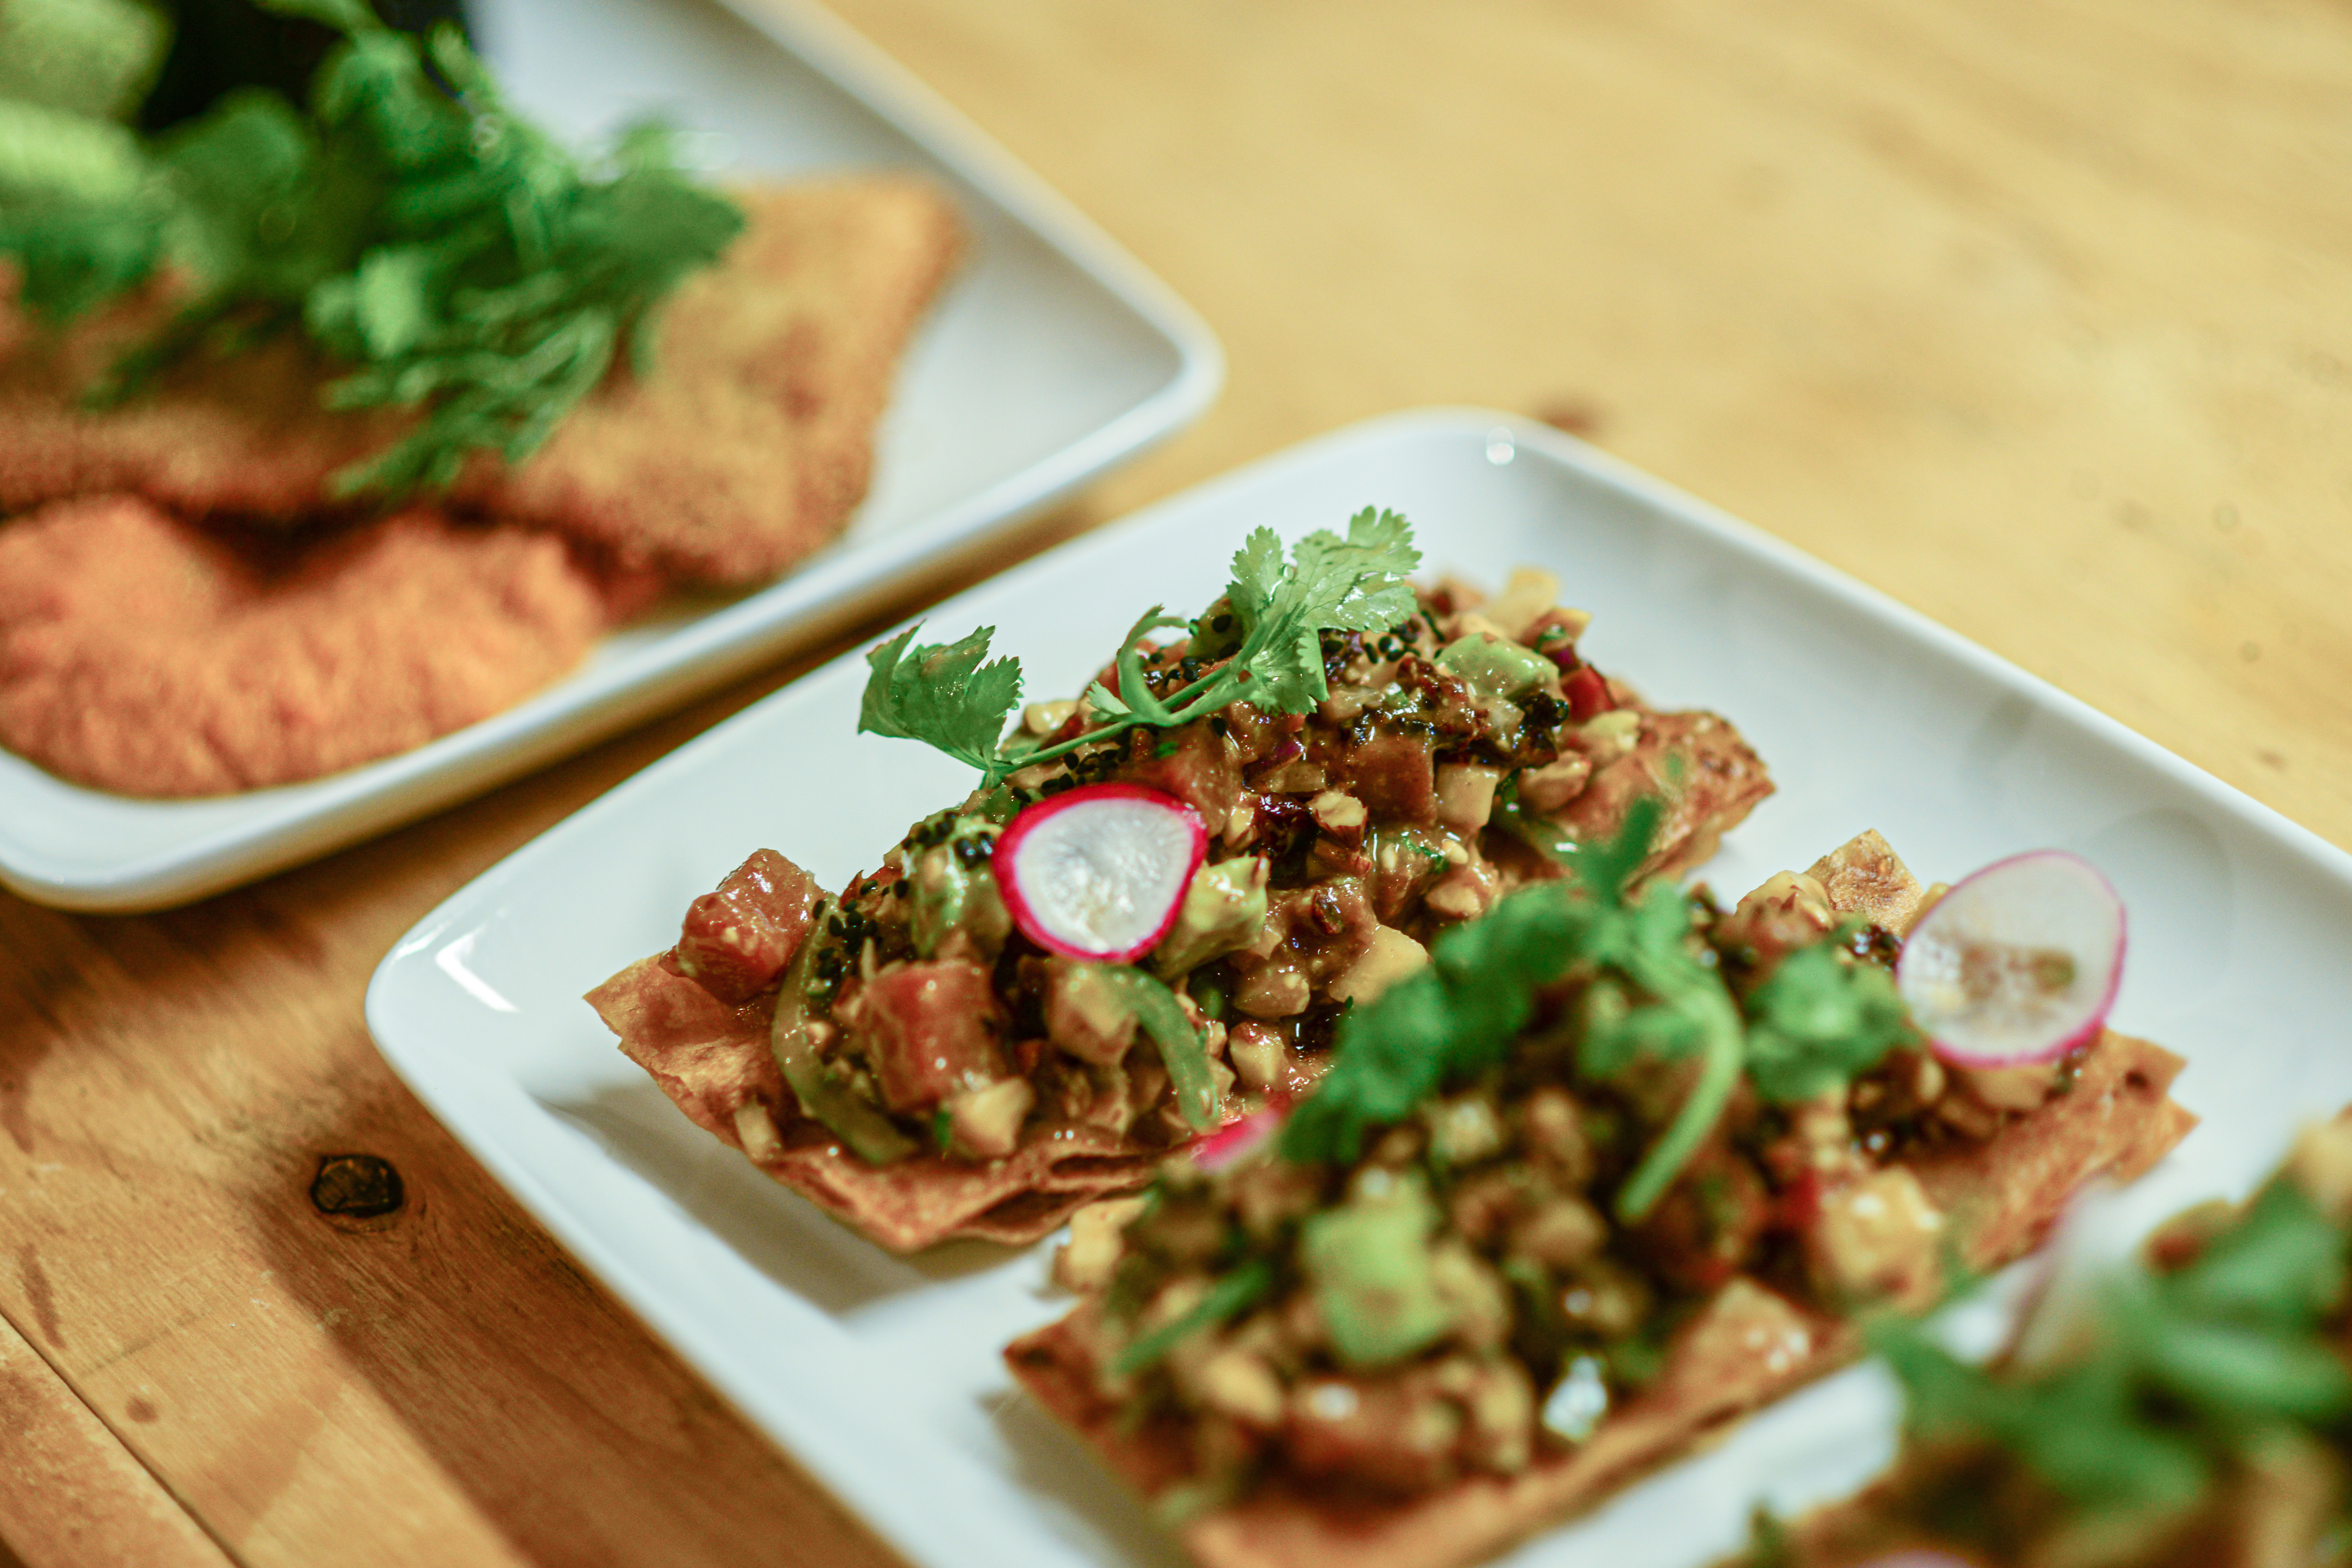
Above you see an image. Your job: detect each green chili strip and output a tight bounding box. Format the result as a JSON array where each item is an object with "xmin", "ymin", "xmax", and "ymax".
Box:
[
  {"xmin": 1111, "ymin": 1258, "xmax": 1274, "ymax": 1377},
  {"xmin": 1100, "ymin": 967, "xmax": 1221, "ymax": 1132},
  {"xmin": 769, "ymin": 929, "xmax": 917, "ymax": 1165}
]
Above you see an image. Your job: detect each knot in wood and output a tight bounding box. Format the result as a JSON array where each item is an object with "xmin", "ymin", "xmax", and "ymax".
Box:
[{"xmin": 311, "ymin": 1154, "xmax": 406, "ymax": 1220}]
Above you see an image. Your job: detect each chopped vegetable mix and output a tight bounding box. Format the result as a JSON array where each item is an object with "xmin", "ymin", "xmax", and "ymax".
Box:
[{"xmin": 1033, "ymin": 805, "xmax": 2102, "ymax": 1510}]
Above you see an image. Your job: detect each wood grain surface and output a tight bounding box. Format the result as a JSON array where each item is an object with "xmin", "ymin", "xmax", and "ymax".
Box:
[{"xmin": 4, "ymin": 0, "xmax": 2349, "ymax": 1562}]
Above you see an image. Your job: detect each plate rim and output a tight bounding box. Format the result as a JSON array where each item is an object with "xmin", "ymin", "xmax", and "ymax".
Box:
[{"xmin": 0, "ymin": 0, "xmax": 1223, "ymax": 914}]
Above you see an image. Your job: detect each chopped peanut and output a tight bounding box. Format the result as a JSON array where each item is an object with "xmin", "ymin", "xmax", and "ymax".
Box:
[
  {"xmin": 1329, "ymin": 926, "xmax": 1430, "ymax": 1007},
  {"xmin": 1054, "ymin": 1195, "xmax": 1149, "ymax": 1292}
]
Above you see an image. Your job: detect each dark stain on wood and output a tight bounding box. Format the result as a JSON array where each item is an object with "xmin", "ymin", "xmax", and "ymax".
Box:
[
  {"xmin": 0, "ymin": 1074, "xmax": 31, "ymax": 1158},
  {"xmin": 311, "ymin": 1155, "xmax": 407, "ymax": 1228},
  {"xmin": 127, "ymin": 1395, "xmax": 159, "ymax": 1423}
]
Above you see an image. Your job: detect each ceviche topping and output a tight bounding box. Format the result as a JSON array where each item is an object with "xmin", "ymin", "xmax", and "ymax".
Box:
[
  {"xmin": 593, "ymin": 509, "xmax": 1816, "ymax": 1253},
  {"xmin": 1005, "ymin": 805, "xmax": 2185, "ymax": 1529}
]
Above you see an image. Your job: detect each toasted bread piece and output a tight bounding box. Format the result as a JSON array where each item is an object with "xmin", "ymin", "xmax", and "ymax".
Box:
[
  {"xmin": 0, "ymin": 495, "xmax": 630, "ymax": 796},
  {"xmin": 0, "ymin": 176, "xmax": 963, "ymax": 584},
  {"xmin": 1557, "ymin": 703, "xmax": 1775, "ymax": 884}
]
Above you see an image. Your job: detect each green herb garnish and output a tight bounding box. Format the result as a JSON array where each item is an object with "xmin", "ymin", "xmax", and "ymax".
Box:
[
  {"xmin": 1874, "ymin": 1175, "xmax": 2352, "ymax": 1528},
  {"xmin": 858, "ymin": 508, "xmax": 1421, "ymax": 790},
  {"xmin": 1280, "ymin": 797, "xmax": 1909, "ymax": 1220},
  {"xmin": 0, "ymin": 0, "xmax": 744, "ymax": 496},
  {"xmin": 1742, "ymin": 935, "xmax": 1918, "ymax": 1104}
]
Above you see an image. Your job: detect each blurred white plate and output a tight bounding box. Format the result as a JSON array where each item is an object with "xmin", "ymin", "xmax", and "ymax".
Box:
[
  {"xmin": 0, "ymin": 0, "xmax": 1219, "ymax": 911},
  {"xmin": 367, "ymin": 408, "xmax": 2352, "ymax": 1568}
]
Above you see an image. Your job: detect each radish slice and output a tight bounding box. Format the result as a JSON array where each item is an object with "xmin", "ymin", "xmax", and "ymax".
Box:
[
  {"xmin": 994, "ymin": 783, "xmax": 1206, "ymax": 963},
  {"xmin": 1897, "ymin": 849, "xmax": 2126, "ymax": 1069},
  {"xmin": 1192, "ymin": 1103, "xmax": 1286, "ymax": 1171}
]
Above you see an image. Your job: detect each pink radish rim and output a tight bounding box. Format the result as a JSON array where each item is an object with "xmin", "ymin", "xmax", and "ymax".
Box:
[
  {"xmin": 1898, "ymin": 847, "xmax": 2126, "ymax": 1069},
  {"xmin": 1191, "ymin": 1103, "xmax": 1286, "ymax": 1170},
  {"xmin": 992, "ymin": 782, "xmax": 1207, "ymax": 964}
]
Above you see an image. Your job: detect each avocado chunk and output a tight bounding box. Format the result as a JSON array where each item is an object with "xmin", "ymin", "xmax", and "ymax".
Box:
[
  {"xmin": 1152, "ymin": 856, "xmax": 1269, "ymax": 978},
  {"xmin": 1436, "ymin": 633, "xmax": 1552, "ymax": 699},
  {"xmin": 1302, "ymin": 1170, "xmax": 1457, "ymax": 1368},
  {"xmin": 908, "ymin": 813, "xmax": 1010, "ymax": 959}
]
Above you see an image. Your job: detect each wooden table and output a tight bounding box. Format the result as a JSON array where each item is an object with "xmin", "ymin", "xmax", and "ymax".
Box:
[{"xmin": 5, "ymin": 0, "xmax": 2348, "ymax": 1561}]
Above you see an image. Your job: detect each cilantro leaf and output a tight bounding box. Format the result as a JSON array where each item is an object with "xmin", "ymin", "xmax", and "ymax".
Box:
[
  {"xmin": 1742, "ymin": 940, "xmax": 1915, "ymax": 1104},
  {"xmin": 1226, "ymin": 508, "xmax": 1423, "ymax": 715},
  {"xmin": 1292, "ymin": 507, "xmax": 1422, "ymax": 632},
  {"xmin": 857, "ymin": 624, "xmax": 1024, "ymax": 775},
  {"xmin": 1282, "ymin": 792, "xmax": 1913, "ymax": 1222},
  {"xmin": 1280, "ymin": 799, "xmax": 1663, "ymax": 1170},
  {"xmin": 856, "ymin": 511, "xmax": 1424, "ymax": 784},
  {"xmin": 2166, "ymin": 1177, "xmax": 2349, "ymax": 1328}
]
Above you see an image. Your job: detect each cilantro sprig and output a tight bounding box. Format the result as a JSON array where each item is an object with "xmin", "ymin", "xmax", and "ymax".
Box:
[
  {"xmin": 1281, "ymin": 798, "xmax": 1914, "ymax": 1221},
  {"xmin": 0, "ymin": 0, "xmax": 743, "ymax": 497},
  {"xmin": 858, "ymin": 509, "xmax": 1421, "ymax": 790},
  {"xmin": 1874, "ymin": 1175, "xmax": 2352, "ymax": 1531}
]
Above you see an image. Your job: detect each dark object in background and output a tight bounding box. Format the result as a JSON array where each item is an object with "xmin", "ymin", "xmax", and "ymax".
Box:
[
  {"xmin": 139, "ymin": 0, "xmax": 466, "ymax": 131},
  {"xmin": 310, "ymin": 1152, "xmax": 407, "ymax": 1220}
]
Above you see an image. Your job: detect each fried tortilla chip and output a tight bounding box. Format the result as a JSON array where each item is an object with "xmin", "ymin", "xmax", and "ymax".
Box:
[
  {"xmin": 0, "ymin": 494, "xmax": 635, "ymax": 796},
  {"xmin": 0, "ymin": 176, "xmax": 963, "ymax": 584},
  {"xmin": 1561, "ymin": 703, "xmax": 1776, "ymax": 884},
  {"xmin": 586, "ymin": 955, "xmax": 1158, "ymax": 1253},
  {"xmin": 1003, "ymin": 833, "xmax": 2196, "ymax": 1568}
]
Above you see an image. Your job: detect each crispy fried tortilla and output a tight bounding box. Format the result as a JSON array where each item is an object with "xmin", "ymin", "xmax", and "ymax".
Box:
[
  {"xmin": 587, "ymin": 955, "xmax": 1159, "ymax": 1253},
  {"xmin": 1563, "ymin": 703, "xmax": 1775, "ymax": 883},
  {"xmin": 0, "ymin": 494, "xmax": 639, "ymax": 796},
  {"xmin": 1006, "ymin": 1029, "xmax": 2190, "ymax": 1568},
  {"xmin": 0, "ymin": 177, "xmax": 962, "ymax": 584}
]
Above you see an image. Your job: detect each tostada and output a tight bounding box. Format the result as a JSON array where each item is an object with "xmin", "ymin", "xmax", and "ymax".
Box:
[
  {"xmin": 587, "ymin": 511, "xmax": 1775, "ymax": 1250},
  {"xmin": 1002, "ymin": 814, "xmax": 2194, "ymax": 1568}
]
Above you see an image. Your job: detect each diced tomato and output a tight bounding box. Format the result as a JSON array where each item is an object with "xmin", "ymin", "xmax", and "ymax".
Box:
[
  {"xmin": 1563, "ymin": 666, "xmax": 1615, "ymax": 723},
  {"xmin": 1774, "ymin": 1168, "xmax": 1825, "ymax": 1233},
  {"xmin": 1629, "ymin": 1142, "xmax": 1773, "ymax": 1294},
  {"xmin": 853, "ymin": 960, "xmax": 1010, "ymax": 1111},
  {"xmin": 674, "ymin": 849, "xmax": 820, "ymax": 1004}
]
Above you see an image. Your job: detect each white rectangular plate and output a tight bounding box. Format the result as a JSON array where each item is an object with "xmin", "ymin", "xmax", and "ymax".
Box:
[
  {"xmin": 0, "ymin": 0, "xmax": 1219, "ymax": 912},
  {"xmin": 367, "ymin": 408, "xmax": 2352, "ymax": 1568}
]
